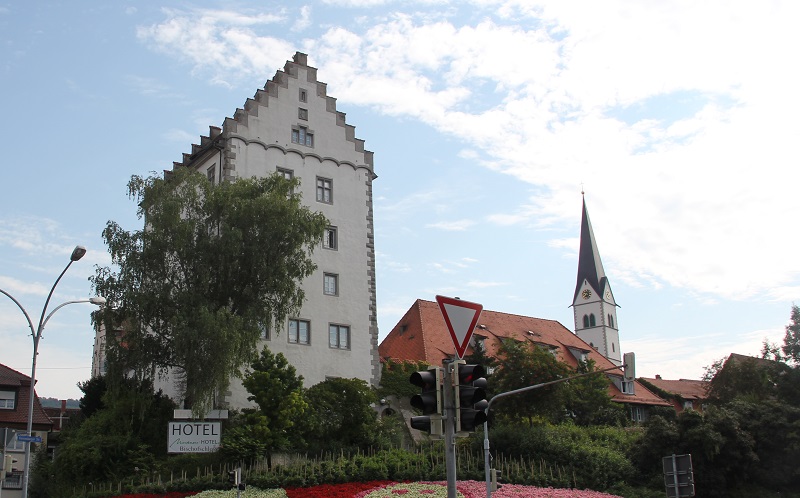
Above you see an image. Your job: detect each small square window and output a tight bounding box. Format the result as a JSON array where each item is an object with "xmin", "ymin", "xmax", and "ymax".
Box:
[
  {"xmin": 324, "ymin": 273, "xmax": 338, "ymax": 296},
  {"xmin": 298, "ymin": 108, "xmax": 308, "ymax": 120},
  {"xmin": 323, "ymin": 227, "xmax": 338, "ymax": 250},
  {"xmin": 299, "ymin": 88, "xmax": 308, "ymax": 102},
  {"xmin": 329, "ymin": 324, "xmax": 350, "ymax": 349},
  {"xmin": 316, "ymin": 177, "xmax": 332, "ymax": 203},
  {"xmin": 288, "ymin": 319, "xmax": 310, "ymax": 345}
]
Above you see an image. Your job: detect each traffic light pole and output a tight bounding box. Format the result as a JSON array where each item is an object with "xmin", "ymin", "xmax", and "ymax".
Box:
[
  {"xmin": 443, "ymin": 360, "xmax": 458, "ymax": 498},
  {"xmin": 482, "ymin": 364, "xmax": 625, "ymax": 498}
]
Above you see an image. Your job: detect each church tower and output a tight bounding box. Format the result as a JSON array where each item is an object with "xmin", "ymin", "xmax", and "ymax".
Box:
[{"xmin": 572, "ymin": 196, "xmax": 622, "ymax": 365}]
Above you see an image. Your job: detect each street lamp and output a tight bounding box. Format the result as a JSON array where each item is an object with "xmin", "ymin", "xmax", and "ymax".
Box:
[{"xmin": 0, "ymin": 245, "xmax": 105, "ymax": 498}]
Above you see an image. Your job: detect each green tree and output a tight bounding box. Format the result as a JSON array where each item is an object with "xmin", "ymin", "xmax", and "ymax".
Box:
[
  {"xmin": 564, "ymin": 360, "xmax": 625, "ymax": 426},
  {"xmin": 783, "ymin": 304, "xmax": 800, "ymax": 364},
  {"xmin": 299, "ymin": 377, "xmax": 379, "ymax": 453},
  {"xmin": 77, "ymin": 374, "xmax": 107, "ymax": 419},
  {"xmin": 238, "ymin": 347, "xmax": 307, "ymax": 460},
  {"xmin": 91, "ymin": 168, "xmax": 327, "ymax": 413},
  {"xmin": 490, "ymin": 339, "xmax": 569, "ymax": 424}
]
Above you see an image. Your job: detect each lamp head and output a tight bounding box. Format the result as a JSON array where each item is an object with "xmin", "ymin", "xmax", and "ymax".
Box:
[
  {"xmin": 70, "ymin": 246, "xmax": 87, "ymax": 262},
  {"xmin": 89, "ymin": 296, "xmax": 106, "ymax": 306}
]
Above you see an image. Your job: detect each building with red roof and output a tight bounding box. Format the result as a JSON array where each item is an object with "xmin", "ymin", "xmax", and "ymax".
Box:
[
  {"xmin": 639, "ymin": 375, "xmax": 709, "ymax": 413},
  {"xmin": 1, "ymin": 363, "xmax": 53, "ymax": 494},
  {"xmin": 379, "ymin": 196, "xmax": 671, "ymax": 422}
]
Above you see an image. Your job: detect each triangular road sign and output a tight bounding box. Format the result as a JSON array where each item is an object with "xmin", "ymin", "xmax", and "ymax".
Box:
[{"xmin": 436, "ymin": 295, "xmax": 483, "ymax": 359}]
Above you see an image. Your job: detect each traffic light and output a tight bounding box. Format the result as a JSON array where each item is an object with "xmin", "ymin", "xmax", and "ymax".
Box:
[
  {"xmin": 409, "ymin": 366, "xmax": 443, "ymax": 436},
  {"xmin": 227, "ymin": 468, "xmax": 239, "ymax": 487},
  {"xmin": 454, "ymin": 361, "xmax": 488, "ymax": 434},
  {"xmin": 4, "ymin": 455, "xmax": 18, "ymax": 475},
  {"xmin": 491, "ymin": 468, "xmax": 503, "ymax": 491}
]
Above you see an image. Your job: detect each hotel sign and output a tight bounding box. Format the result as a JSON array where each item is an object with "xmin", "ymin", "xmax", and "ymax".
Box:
[{"xmin": 167, "ymin": 422, "xmax": 221, "ymax": 453}]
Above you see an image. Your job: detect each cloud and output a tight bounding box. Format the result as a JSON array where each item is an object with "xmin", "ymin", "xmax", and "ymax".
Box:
[{"xmin": 135, "ymin": 2, "xmax": 800, "ymax": 306}]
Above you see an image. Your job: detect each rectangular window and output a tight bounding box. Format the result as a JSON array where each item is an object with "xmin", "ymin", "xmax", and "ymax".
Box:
[
  {"xmin": 631, "ymin": 406, "xmax": 645, "ymax": 422},
  {"xmin": 683, "ymin": 400, "xmax": 694, "ymax": 411},
  {"xmin": 324, "ymin": 273, "xmax": 338, "ymax": 296},
  {"xmin": 323, "ymin": 227, "xmax": 338, "ymax": 250},
  {"xmin": 277, "ymin": 167, "xmax": 293, "ymax": 180},
  {"xmin": 260, "ymin": 322, "xmax": 270, "ymax": 340},
  {"xmin": 329, "ymin": 324, "xmax": 350, "ymax": 349},
  {"xmin": 207, "ymin": 164, "xmax": 216, "ymax": 185},
  {"xmin": 288, "ymin": 319, "xmax": 310, "ymax": 344},
  {"xmin": 5, "ymin": 429, "xmax": 25, "ymax": 450},
  {"xmin": 298, "ymin": 108, "xmax": 308, "ymax": 120},
  {"xmin": 316, "ymin": 177, "xmax": 332, "ymax": 203},
  {"xmin": 0, "ymin": 390, "xmax": 15, "ymax": 409},
  {"xmin": 291, "ymin": 126, "xmax": 314, "ymax": 147},
  {"xmin": 299, "ymin": 88, "xmax": 308, "ymax": 102},
  {"xmin": 621, "ymin": 380, "xmax": 635, "ymax": 395}
]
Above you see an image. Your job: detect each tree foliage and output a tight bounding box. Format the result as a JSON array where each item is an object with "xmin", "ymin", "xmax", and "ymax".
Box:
[
  {"xmin": 299, "ymin": 377, "xmax": 379, "ymax": 453},
  {"xmin": 240, "ymin": 347, "xmax": 307, "ymax": 454},
  {"xmin": 783, "ymin": 304, "xmax": 800, "ymax": 364},
  {"xmin": 490, "ymin": 339, "xmax": 570, "ymax": 424},
  {"xmin": 91, "ymin": 168, "xmax": 327, "ymax": 412}
]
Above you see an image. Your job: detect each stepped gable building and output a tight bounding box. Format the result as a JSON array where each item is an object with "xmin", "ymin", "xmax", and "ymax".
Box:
[
  {"xmin": 115, "ymin": 52, "xmax": 380, "ymax": 409},
  {"xmin": 379, "ymin": 299, "xmax": 668, "ymax": 420}
]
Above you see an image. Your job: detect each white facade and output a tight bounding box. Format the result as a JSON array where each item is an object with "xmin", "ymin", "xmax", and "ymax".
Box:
[{"xmin": 141, "ymin": 53, "xmax": 379, "ymax": 409}]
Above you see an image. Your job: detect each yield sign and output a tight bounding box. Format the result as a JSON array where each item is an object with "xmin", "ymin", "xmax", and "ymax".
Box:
[{"xmin": 436, "ymin": 295, "xmax": 483, "ymax": 359}]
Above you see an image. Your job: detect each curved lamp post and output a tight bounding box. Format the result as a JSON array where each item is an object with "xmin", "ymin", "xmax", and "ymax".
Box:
[{"xmin": 0, "ymin": 245, "xmax": 105, "ymax": 498}]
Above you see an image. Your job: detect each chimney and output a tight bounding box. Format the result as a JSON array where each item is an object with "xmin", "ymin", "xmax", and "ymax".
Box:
[{"xmin": 655, "ymin": 374, "xmax": 662, "ymax": 380}]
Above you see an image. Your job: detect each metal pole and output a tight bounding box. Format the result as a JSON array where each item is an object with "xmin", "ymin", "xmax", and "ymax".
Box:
[
  {"xmin": 484, "ymin": 420, "xmax": 491, "ymax": 498},
  {"xmin": 443, "ymin": 361, "xmax": 457, "ymax": 498},
  {"xmin": 671, "ymin": 454, "xmax": 679, "ymax": 497}
]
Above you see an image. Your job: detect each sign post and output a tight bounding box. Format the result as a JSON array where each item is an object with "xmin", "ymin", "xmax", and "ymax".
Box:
[{"xmin": 663, "ymin": 454, "xmax": 695, "ymax": 497}]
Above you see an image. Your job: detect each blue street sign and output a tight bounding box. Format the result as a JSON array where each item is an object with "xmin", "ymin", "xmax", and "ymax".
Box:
[{"xmin": 16, "ymin": 434, "xmax": 42, "ymax": 443}]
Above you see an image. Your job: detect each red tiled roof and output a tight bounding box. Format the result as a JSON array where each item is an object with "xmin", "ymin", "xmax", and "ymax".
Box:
[
  {"xmin": 0, "ymin": 363, "xmax": 54, "ymax": 430},
  {"xmin": 641, "ymin": 377, "xmax": 709, "ymax": 401},
  {"xmin": 379, "ymin": 299, "xmax": 670, "ymax": 407}
]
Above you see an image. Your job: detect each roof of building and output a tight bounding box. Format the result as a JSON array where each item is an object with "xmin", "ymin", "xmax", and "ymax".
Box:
[
  {"xmin": 575, "ymin": 197, "xmax": 609, "ymax": 301},
  {"xmin": 379, "ymin": 299, "xmax": 670, "ymax": 407},
  {"xmin": 0, "ymin": 363, "xmax": 54, "ymax": 430},
  {"xmin": 640, "ymin": 377, "xmax": 709, "ymax": 401}
]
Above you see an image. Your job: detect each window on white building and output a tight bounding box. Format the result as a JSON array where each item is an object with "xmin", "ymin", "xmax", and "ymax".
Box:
[
  {"xmin": 298, "ymin": 108, "xmax": 308, "ymax": 120},
  {"xmin": 299, "ymin": 88, "xmax": 308, "ymax": 102},
  {"xmin": 288, "ymin": 319, "xmax": 310, "ymax": 345},
  {"xmin": 316, "ymin": 177, "xmax": 332, "ymax": 203},
  {"xmin": 324, "ymin": 273, "xmax": 338, "ymax": 296},
  {"xmin": 329, "ymin": 324, "xmax": 350, "ymax": 349},
  {"xmin": 292, "ymin": 126, "xmax": 314, "ymax": 147},
  {"xmin": 207, "ymin": 164, "xmax": 216, "ymax": 185},
  {"xmin": 323, "ymin": 227, "xmax": 338, "ymax": 250}
]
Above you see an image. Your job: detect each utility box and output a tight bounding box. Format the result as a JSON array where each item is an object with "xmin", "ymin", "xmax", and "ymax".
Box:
[{"xmin": 663, "ymin": 454, "xmax": 695, "ymax": 497}]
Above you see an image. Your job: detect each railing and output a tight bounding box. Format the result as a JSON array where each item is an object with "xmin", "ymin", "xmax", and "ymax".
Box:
[{"xmin": 2, "ymin": 471, "xmax": 24, "ymax": 489}]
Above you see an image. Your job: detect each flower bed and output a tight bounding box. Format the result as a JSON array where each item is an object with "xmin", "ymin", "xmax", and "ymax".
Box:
[{"xmin": 116, "ymin": 481, "xmax": 622, "ymax": 498}]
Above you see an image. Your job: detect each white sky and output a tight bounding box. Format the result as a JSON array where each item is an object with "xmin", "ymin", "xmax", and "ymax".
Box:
[{"xmin": 1, "ymin": 0, "xmax": 797, "ymax": 399}]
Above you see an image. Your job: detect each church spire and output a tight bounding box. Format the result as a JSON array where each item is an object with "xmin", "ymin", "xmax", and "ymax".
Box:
[
  {"xmin": 572, "ymin": 195, "xmax": 621, "ymax": 365},
  {"xmin": 573, "ymin": 196, "xmax": 607, "ymax": 301}
]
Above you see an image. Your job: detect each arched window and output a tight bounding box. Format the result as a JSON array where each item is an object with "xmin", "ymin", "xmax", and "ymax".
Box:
[
  {"xmin": 582, "ymin": 315, "xmax": 590, "ymax": 328},
  {"xmin": 589, "ymin": 314, "xmax": 596, "ymax": 327}
]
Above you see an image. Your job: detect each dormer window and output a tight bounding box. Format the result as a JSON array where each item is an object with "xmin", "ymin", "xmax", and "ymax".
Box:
[{"xmin": 0, "ymin": 390, "xmax": 15, "ymax": 409}]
